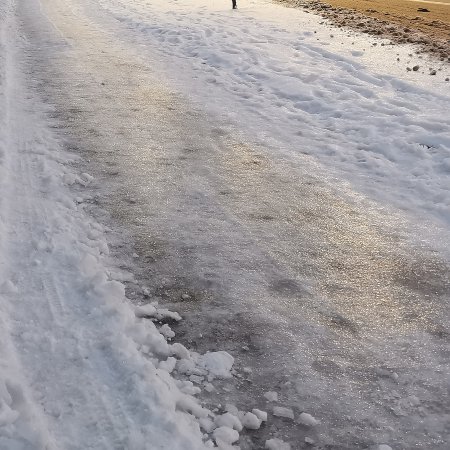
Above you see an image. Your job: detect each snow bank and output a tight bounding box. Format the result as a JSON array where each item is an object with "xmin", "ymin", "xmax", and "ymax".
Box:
[{"xmin": 0, "ymin": 2, "xmax": 241, "ymax": 447}]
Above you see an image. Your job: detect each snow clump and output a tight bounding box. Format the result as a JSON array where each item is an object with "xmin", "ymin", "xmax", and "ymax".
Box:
[
  {"xmin": 215, "ymin": 412, "xmax": 243, "ymax": 431},
  {"xmin": 242, "ymin": 411, "xmax": 262, "ymax": 429},
  {"xmin": 298, "ymin": 412, "xmax": 320, "ymax": 426},
  {"xmin": 213, "ymin": 426, "xmax": 239, "ymax": 445},
  {"xmin": 252, "ymin": 408, "xmax": 268, "ymax": 422},
  {"xmin": 198, "ymin": 351, "xmax": 235, "ymax": 379}
]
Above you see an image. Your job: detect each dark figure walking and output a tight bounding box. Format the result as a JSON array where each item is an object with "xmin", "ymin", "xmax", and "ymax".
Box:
[{"xmin": 232, "ymin": 0, "xmax": 237, "ymax": 9}]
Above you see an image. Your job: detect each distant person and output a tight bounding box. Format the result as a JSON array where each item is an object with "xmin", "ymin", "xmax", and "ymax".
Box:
[{"xmin": 232, "ymin": 0, "xmax": 237, "ymax": 9}]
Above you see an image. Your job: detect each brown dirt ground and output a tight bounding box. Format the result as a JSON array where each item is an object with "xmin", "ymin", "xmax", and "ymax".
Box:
[
  {"xmin": 276, "ymin": 0, "xmax": 450, "ymax": 60},
  {"xmin": 325, "ymin": 0, "xmax": 450, "ymax": 40}
]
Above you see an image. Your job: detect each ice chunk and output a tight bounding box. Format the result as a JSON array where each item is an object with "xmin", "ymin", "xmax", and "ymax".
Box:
[
  {"xmin": 252, "ymin": 408, "xmax": 268, "ymax": 422},
  {"xmin": 158, "ymin": 357, "xmax": 177, "ymax": 373},
  {"xmin": 198, "ymin": 351, "xmax": 234, "ymax": 378},
  {"xmin": 264, "ymin": 391, "xmax": 278, "ymax": 402},
  {"xmin": 0, "ymin": 402, "xmax": 19, "ymax": 426},
  {"xmin": 135, "ymin": 304, "xmax": 157, "ymax": 318},
  {"xmin": 265, "ymin": 438, "xmax": 291, "ymax": 450},
  {"xmin": 80, "ymin": 172, "xmax": 94, "ymax": 185},
  {"xmin": 378, "ymin": 446, "xmax": 393, "ymax": 450},
  {"xmin": 273, "ymin": 406, "xmax": 294, "ymax": 420},
  {"xmin": 135, "ymin": 304, "xmax": 181, "ymax": 322},
  {"xmin": 298, "ymin": 412, "xmax": 320, "ymax": 426},
  {"xmin": 159, "ymin": 324, "xmax": 175, "ymax": 339},
  {"xmin": 242, "ymin": 411, "xmax": 262, "ymax": 429},
  {"xmin": 225, "ymin": 404, "xmax": 239, "ymax": 416},
  {"xmin": 155, "ymin": 308, "xmax": 182, "ymax": 321},
  {"xmin": 171, "ymin": 343, "xmax": 190, "ymax": 360},
  {"xmin": 199, "ymin": 417, "xmax": 216, "ymax": 433},
  {"xmin": 189, "ymin": 375, "xmax": 204, "ymax": 384},
  {"xmin": 215, "ymin": 412, "xmax": 243, "ymax": 431},
  {"xmin": 213, "ymin": 426, "xmax": 239, "ymax": 445}
]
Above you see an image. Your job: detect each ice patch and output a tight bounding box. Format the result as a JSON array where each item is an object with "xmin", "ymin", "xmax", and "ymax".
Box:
[{"xmin": 198, "ymin": 351, "xmax": 234, "ymax": 379}]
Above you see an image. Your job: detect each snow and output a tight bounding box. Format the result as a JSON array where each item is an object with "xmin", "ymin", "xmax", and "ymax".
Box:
[
  {"xmin": 197, "ymin": 351, "xmax": 235, "ymax": 379},
  {"xmin": 264, "ymin": 391, "xmax": 279, "ymax": 402},
  {"xmin": 242, "ymin": 411, "xmax": 263, "ymax": 429},
  {"xmin": 0, "ymin": 1, "xmax": 237, "ymax": 448},
  {"xmin": 134, "ymin": 303, "xmax": 157, "ymax": 318},
  {"xmin": 215, "ymin": 412, "xmax": 243, "ymax": 431},
  {"xmin": 252, "ymin": 408, "xmax": 268, "ymax": 422},
  {"xmin": 273, "ymin": 406, "xmax": 295, "ymax": 420},
  {"xmin": 213, "ymin": 426, "xmax": 240, "ymax": 445},
  {"xmin": 93, "ymin": 0, "xmax": 450, "ymax": 231},
  {"xmin": 298, "ymin": 412, "xmax": 320, "ymax": 427},
  {"xmin": 135, "ymin": 303, "xmax": 182, "ymax": 321}
]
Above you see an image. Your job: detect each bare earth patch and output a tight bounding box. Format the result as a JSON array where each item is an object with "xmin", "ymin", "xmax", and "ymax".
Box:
[{"xmin": 276, "ymin": 0, "xmax": 450, "ymax": 61}]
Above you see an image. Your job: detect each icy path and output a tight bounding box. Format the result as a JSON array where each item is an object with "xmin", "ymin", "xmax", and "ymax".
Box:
[{"xmin": 1, "ymin": 0, "xmax": 450, "ymax": 448}]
